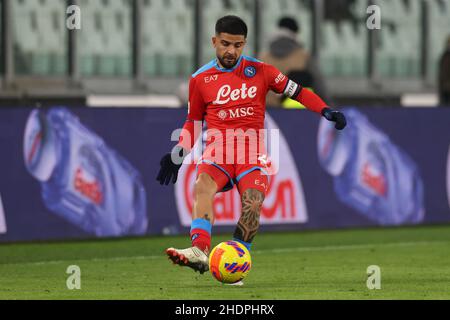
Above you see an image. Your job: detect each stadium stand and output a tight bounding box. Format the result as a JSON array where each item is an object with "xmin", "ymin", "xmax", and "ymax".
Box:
[
  {"xmin": 259, "ymin": 0, "xmax": 313, "ymax": 52},
  {"xmin": 78, "ymin": 0, "xmax": 132, "ymax": 77},
  {"xmin": 321, "ymin": 21, "xmax": 368, "ymax": 77},
  {"xmin": 2, "ymin": 0, "xmax": 450, "ymax": 101},
  {"xmin": 429, "ymin": 0, "xmax": 450, "ymax": 81},
  {"xmin": 142, "ymin": 0, "xmax": 194, "ymax": 77},
  {"xmin": 12, "ymin": 0, "xmax": 67, "ymax": 75},
  {"xmin": 372, "ymin": 0, "xmax": 421, "ymax": 78},
  {"xmin": 0, "ymin": 2, "xmax": 2, "ymax": 73}
]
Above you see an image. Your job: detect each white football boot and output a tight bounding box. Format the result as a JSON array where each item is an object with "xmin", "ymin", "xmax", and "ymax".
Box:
[{"xmin": 166, "ymin": 246, "xmax": 209, "ymax": 274}]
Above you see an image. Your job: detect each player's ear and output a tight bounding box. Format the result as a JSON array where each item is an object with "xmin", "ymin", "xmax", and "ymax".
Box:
[{"xmin": 212, "ymin": 36, "xmax": 217, "ymax": 48}]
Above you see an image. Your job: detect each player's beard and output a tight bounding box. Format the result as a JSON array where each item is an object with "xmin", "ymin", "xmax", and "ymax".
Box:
[{"xmin": 217, "ymin": 54, "xmax": 239, "ymax": 69}]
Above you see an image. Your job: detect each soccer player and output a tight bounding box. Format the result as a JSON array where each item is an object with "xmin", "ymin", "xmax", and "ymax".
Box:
[{"xmin": 157, "ymin": 16, "xmax": 346, "ymax": 275}]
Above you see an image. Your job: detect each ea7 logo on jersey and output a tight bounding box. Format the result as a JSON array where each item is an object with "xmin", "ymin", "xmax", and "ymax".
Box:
[
  {"xmin": 204, "ymin": 75, "xmax": 218, "ymax": 83},
  {"xmin": 255, "ymin": 179, "xmax": 268, "ymax": 191},
  {"xmin": 213, "ymin": 84, "xmax": 258, "ymax": 105}
]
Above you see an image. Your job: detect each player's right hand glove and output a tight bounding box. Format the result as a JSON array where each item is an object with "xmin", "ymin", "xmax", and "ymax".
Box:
[
  {"xmin": 321, "ymin": 107, "xmax": 347, "ymax": 130},
  {"xmin": 156, "ymin": 146, "xmax": 187, "ymax": 185}
]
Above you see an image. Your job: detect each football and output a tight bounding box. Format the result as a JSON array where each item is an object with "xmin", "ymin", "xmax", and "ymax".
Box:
[{"xmin": 209, "ymin": 240, "xmax": 252, "ymax": 284}]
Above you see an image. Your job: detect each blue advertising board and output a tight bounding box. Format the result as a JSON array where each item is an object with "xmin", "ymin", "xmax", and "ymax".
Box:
[{"xmin": 0, "ymin": 106, "xmax": 449, "ymax": 242}]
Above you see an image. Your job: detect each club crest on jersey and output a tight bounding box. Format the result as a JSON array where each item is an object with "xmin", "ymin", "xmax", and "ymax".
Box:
[{"xmin": 244, "ymin": 66, "xmax": 256, "ymax": 78}]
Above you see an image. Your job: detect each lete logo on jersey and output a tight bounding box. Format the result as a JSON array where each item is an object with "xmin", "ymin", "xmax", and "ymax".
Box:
[
  {"xmin": 213, "ymin": 84, "xmax": 258, "ymax": 105},
  {"xmin": 175, "ymin": 113, "xmax": 309, "ymax": 226},
  {"xmin": 0, "ymin": 193, "xmax": 6, "ymax": 234}
]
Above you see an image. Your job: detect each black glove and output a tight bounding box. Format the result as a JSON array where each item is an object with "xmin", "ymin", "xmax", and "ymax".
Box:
[
  {"xmin": 321, "ymin": 108, "xmax": 347, "ymax": 130},
  {"xmin": 156, "ymin": 146, "xmax": 187, "ymax": 185}
]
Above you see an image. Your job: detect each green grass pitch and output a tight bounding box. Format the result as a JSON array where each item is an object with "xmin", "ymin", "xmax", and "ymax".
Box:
[{"xmin": 1, "ymin": 225, "xmax": 450, "ymax": 299}]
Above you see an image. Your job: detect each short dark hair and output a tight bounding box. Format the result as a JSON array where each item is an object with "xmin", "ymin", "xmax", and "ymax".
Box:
[
  {"xmin": 278, "ymin": 17, "xmax": 300, "ymax": 34},
  {"xmin": 215, "ymin": 15, "xmax": 248, "ymax": 38}
]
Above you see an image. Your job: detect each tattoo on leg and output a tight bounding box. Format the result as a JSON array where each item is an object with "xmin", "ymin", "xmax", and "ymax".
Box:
[{"xmin": 233, "ymin": 189, "xmax": 264, "ymax": 243}]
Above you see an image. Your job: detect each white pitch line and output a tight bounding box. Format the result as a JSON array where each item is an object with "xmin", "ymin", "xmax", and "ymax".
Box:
[{"xmin": 0, "ymin": 240, "xmax": 448, "ymax": 267}]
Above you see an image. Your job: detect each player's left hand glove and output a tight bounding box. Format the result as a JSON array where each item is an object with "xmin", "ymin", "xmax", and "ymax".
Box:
[
  {"xmin": 321, "ymin": 108, "xmax": 347, "ymax": 130},
  {"xmin": 156, "ymin": 146, "xmax": 187, "ymax": 185}
]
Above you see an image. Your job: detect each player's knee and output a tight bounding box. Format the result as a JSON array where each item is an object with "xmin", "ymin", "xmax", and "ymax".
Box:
[{"xmin": 194, "ymin": 173, "xmax": 217, "ymax": 199}]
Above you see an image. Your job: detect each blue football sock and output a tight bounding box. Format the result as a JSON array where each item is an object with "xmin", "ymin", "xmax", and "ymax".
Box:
[{"xmin": 233, "ymin": 238, "xmax": 252, "ymax": 251}]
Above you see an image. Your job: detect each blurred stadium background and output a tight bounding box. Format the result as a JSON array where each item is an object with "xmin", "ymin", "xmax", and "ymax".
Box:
[{"xmin": 0, "ymin": 0, "xmax": 449, "ymax": 107}]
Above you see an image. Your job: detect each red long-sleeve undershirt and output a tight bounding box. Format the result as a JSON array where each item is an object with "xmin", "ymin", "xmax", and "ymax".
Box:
[
  {"xmin": 295, "ymin": 87, "xmax": 328, "ymax": 114},
  {"xmin": 177, "ymin": 120, "xmax": 201, "ymax": 152}
]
